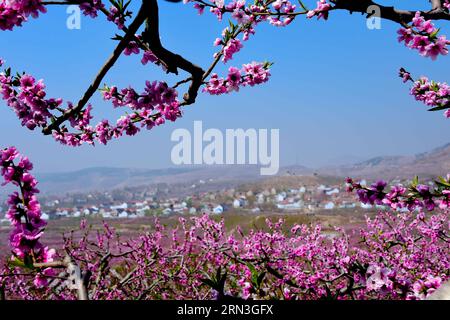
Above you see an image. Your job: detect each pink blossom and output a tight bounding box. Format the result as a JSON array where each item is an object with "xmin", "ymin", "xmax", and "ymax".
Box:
[
  {"xmin": 424, "ymin": 36, "xmax": 448, "ymax": 60},
  {"xmin": 307, "ymin": 0, "xmax": 331, "ymax": 20},
  {"xmin": 222, "ymin": 38, "xmax": 243, "ymax": 63},
  {"xmin": 232, "ymin": 9, "xmax": 250, "ymax": 25},
  {"xmin": 79, "ymin": 0, "xmax": 105, "ymax": 18},
  {"xmin": 193, "ymin": 3, "xmax": 205, "ymax": 15},
  {"xmin": 0, "ymin": 0, "xmax": 46, "ymax": 31},
  {"xmin": 141, "ymin": 50, "xmax": 158, "ymax": 65}
]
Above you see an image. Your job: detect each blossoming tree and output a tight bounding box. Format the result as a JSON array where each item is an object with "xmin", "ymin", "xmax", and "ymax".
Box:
[{"xmin": 0, "ymin": 0, "xmax": 449, "ymax": 300}]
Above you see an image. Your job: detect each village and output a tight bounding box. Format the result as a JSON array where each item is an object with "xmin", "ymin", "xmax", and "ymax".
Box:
[{"xmin": 0, "ymin": 176, "xmax": 400, "ymax": 224}]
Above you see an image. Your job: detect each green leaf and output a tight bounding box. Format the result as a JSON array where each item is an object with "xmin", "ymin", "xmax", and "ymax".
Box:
[
  {"xmin": 428, "ymin": 105, "xmax": 449, "ymax": 112},
  {"xmin": 245, "ymin": 262, "xmax": 259, "ymax": 286},
  {"xmin": 435, "ymin": 176, "xmax": 450, "ymax": 188},
  {"xmin": 411, "ymin": 176, "xmax": 419, "ymax": 187},
  {"xmin": 8, "ymin": 257, "xmax": 26, "ymax": 268},
  {"xmin": 429, "ymin": 27, "xmax": 440, "ymax": 38},
  {"xmin": 200, "ymin": 278, "xmax": 217, "ymax": 289},
  {"xmin": 256, "ymin": 272, "xmax": 266, "ymax": 287}
]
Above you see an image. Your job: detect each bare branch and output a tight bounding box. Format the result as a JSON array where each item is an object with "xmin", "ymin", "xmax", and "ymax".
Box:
[
  {"xmin": 331, "ymin": 0, "xmax": 450, "ymax": 24},
  {"xmin": 42, "ymin": 1, "xmax": 149, "ymax": 135},
  {"xmin": 430, "ymin": 0, "xmax": 442, "ymax": 11},
  {"xmin": 141, "ymin": 0, "xmax": 205, "ymax": 105}
]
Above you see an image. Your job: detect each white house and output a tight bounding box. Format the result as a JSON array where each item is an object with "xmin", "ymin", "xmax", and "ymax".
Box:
[
  {"xmin": 56, "ymin": 210, "xmax": 69, "ymax": 217},
  {"xmin": 325, "ymin": 188, "xmax": 340, "ymax": 196},
  {"xmin": 276, "ymin": 193, "xmax": 286, "ymax": 202},
  {"xmin": 256, "ymin": 194, "xmax": 265, "ymax": 204},
  {"xmin": 339, "ymin": 202, "xmax": 356, "ymax": 209},
  {"xmin": 118, "ymin": 211, "xmax": 128, "ymax": 218},
  {"xmin": 137, "ymin": 205, "xmax": 150, "ymax": 217},
  {"xmin": 102, "ymin": 211, "xmax": 112, "ymax": 219},
  {"xmin": 213, "ymin": 205, "xmax": 224, "ymax": 214},
  {"xmin": 324, "ymin": 202, "xmax": 335, "ymax": 210},
  {"xmin": 111, "ymin": 203, "xmax": 128, "ymax": 210},
  {"xmin": 41, "ymin": 213, "xmax": 50, "ymax": 220},
  {"xmin": 277, "ymin": 201, "xmax": 303, "ymax": 210},
  {"xmin": 360, "ymin": 203, "xmax": 373, "ymax": 209},
  {"xmin": 0, "ymin": 218, "xmax": 10, "ymax": 225}
]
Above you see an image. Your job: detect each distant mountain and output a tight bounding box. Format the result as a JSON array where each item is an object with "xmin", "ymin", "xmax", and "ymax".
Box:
[
  {"xmin": 30, "ymin": 165, "xmax": 267, "ymax": 195},
  {"xmin": 318, "ymin": 143, "xmax": 450, "ymax": 180},
  {"xmin": 1, "ymin": 143, "xmax": 447, "ymax": 197},
  {"xmin": 33, "ymin": 167, "xmax": 198, "ymax": 195}
]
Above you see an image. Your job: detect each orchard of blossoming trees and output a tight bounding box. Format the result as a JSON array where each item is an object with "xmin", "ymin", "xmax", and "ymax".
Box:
[{"xmin": 0, "ymin": 0, "xmax": 449, "ymax": 300}]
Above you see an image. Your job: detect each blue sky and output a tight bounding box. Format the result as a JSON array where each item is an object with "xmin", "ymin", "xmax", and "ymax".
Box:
[{"xmin": 0, "ymin": 0, "xmax": 449, "ymax": 172}]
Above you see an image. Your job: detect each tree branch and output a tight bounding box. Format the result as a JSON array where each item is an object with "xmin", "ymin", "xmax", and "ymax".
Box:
[
  {"xmin": 430, "ymin": 0, "xmax": 442, "ymax": 11},
  {"xmin": 331, "ymin": 0, "xmax": 450, "ymax": 24},
  {"xmin": 42, "ymin": 1, "xmax": 148, "ymax": 135},
  {"xmin": 141, "ymin": 0, "xmax": 205, "ymax": 105}
]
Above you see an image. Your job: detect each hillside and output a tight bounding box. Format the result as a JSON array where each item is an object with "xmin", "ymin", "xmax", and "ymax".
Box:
[
  {"xmin": 318, "ymin": 143, "xmax": 450, "ymax": 180},
  {"xmin": 1, "ymin": 143, "xmax": 446, "ymax": 197}
]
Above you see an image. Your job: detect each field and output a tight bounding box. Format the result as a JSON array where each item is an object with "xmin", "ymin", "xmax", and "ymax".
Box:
[{"xmin": 0, "ymin": 209, "xmax": 371, "ymax": 259}]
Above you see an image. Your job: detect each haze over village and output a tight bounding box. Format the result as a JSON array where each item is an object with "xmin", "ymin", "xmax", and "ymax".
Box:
[{"xmin": 1, "ymin": 142, "xmax": 448, "ymax": 225}]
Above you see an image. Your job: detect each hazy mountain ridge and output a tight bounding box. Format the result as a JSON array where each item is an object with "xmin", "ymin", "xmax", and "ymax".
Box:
[
  {"xmin": 5, "ymin": 143, "xmax": 447, "ymax": 196},
  {"xmin": 318, "ymin": 143, "xmax": 450, "ymax": 180}
]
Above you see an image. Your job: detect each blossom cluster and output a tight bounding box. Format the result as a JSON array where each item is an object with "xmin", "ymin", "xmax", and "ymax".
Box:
[
  {"xmin": 53, "ymin": 81, "xmax": 181, "ymax": 147},
  {"xmin": 0, "ymin": 147, "xmax": 55, "ymax": 287},
  {"xmin": 306, "ymin": 0, "xmax": 331, "ymax": 20},
  {"xmin": 222, "ymin": 38, "xmax": 243, "ymax": 63},
  {"xmin": 79, "ymin": 0, "xmax": 105, "ymax": 18},
  {"xmin": 266, "ymin": 0, "xmax": 297, "ymax": 27},
  {"xmin": 0, "ymin": 150, "xmax": 447, "ymax": 300},
  {"xmin": 345, "ymin": 175, "xmax": 450, "ymax": 212},
  {"xmin": 0, "ymin": 0, "xmax": 46, "ymax": 31},
  {"xmin": 1, "ymin": 204, "xmax": 448, "ymax": 300},
  {"xmin": 0, "ymin": 67, "xmax": 63, "ymax": 130},
  {"xmin": 0, "ymin": 61, "xmax": 182, "ymax": 146},
  {"xmin": 79, "ymin": 0, "xmax": 133, "ymax": 30},
  {"xmin": 186, "ymin": 0, "xmax": 304, "ymax": 28},
  {"xmin": 0, "ymin": 149, "xmax": 447, "ymax": 300},
  {"xmin": 203, "ymin": 61, "xmax": 271, "ymax": 95},
  {"xmin": 397, "ymin": 12, "xmax": 449, "ymax": 60},
  {"xmin": 186, "ymin": 1, "xmax": 450, "ymax": 65},
  {"xmin": 399, "ymin": 68, "xmax": 449, "ymax": 118}
]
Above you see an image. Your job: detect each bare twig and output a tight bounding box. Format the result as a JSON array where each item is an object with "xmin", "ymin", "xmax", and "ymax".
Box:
[
  {"xmin": 331, "ymin": 0, "xmax": 450, "ymax": 24},
  {"xmin": 42, "ymin": 1, "xmax": 149, "ymax": 135}
]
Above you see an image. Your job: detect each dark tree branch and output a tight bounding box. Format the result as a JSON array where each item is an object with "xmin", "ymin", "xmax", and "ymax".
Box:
[
  {"xmin": 331, "ymin": 0, "xmax": 450, "ymax": 24},
  {"xmin": 141, "ymin": 0, "xmax": 205, "ymax": 105},
  {"xmin": 42, "ymin": 1, "xmax": 85, "ymax": 4},
  {"xmin": 39, "ymin": 0, "xmax": 449, "ymax": 135},
  {"xmin": 430, "ymin": 0, "xmax": 442, "ymax": 11},
  {"xmin": 0, "ymin": 284, "xmax": 5, "ymax": 300},
  {"xmin": 42, "ymin": 1, "xmax": 149, "ymax": 135},
  {"xmin": 41, "ymin": 0, "xmax": 205, "ymax": 135}
]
